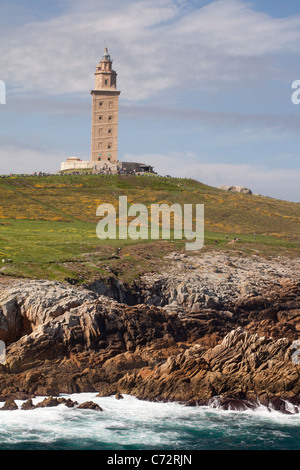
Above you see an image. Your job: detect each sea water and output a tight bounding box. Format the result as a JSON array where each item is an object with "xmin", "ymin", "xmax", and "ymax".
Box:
[{"xmin": 0, "ymin": 393, "xmax": 299, "ymax": 450}]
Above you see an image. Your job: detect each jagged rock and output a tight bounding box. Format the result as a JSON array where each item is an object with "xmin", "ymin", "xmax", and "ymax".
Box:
[
  {"xmin": 115, "ymin": 392, "xmax": 124, "ymax": 400},
  {"xmin": 135, "ymin": 252, "xmax": 300, "ymax": 320},
  {"xmin": 208, "ymin": 396, "xmax": 258, "ymax": 411},
  {"xmin": 1, "ymin": 399, "xmax": 18, "ymax": 410},
  {"xmin": 118, "ymin": 328, "xmax": 300, "ymax": 403},
  {"xmin": 218, "ymin": 185, "xmax": 252, "ymax": 195},
  {"xmin": 33, "ymin": 396, "xmax": 78, "ymax": 409},
  {"xmin": 58, "ymin": 397, "xmax": 78, "ymax": 408},
  {"xmin": 96, "ymin": 384, "xmax": 119, "ymax": 397},
  {"xmin": 1, "ymin": 286, "xmax": 187, "ymax": 374},
  {"xmin": 0, "ymin": 253, "xmax": 299, "ymax": 412},
  {"xmin": 35, "ymin": 396, "xmax": 61, "ymax": 408},
  {"xmin": 0, "ymin": 280, "xmax": 97, "ymax": 345},
  {"xmin": 21, "ymin": 398, "xmax": 35, "ymax": 410}
]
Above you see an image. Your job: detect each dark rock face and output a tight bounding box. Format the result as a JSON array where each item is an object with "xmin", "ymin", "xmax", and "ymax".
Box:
[
  {"xmin": 0, "ymin": 280, "xmax": 188, "ymax": 399},
  {"xmin": 0, "ymin": 252, "xmax": 299, "ymax": 412},
  {"xmin": 21, "ymin": 399, "xmax": 35, "ymax": 410},
  {"xmin": 119, "ymin": 327, "xmax": 300, "ymax": 403},
  {"xmin": 35, "ymin": 396, "xmax": 62, "ymax": 408},
  {"xmin": 115, "ymin": 392, "xmax": 124, "ymax": 400},
  {"xmin": 1, "ymin": 399, "xmax": 18, "ymax": 410}
]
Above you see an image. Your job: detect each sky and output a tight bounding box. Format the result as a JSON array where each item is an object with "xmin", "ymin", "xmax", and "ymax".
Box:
[{"xmin": 0, "ymin": 0, "xmax": 300, "ymax": 202}]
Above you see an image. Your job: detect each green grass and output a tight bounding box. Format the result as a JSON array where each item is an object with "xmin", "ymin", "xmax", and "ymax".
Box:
[
  {"xmin": 0, "ymin": 174, "xmax": 299, "ymax": 283},
  {"xmin": 0, "ymin": 218, "xmax": 154, "ymax": 282}
]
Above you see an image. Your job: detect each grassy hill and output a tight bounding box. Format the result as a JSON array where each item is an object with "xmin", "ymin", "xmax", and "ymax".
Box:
[{"xmin": 0, "ymin": 174, "xmax": 299, "ymax": 283}]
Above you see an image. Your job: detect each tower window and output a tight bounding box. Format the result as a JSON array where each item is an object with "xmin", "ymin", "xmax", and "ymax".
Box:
[
  {"xmin": 108, "ymin": 144, "xmax": 111, "ymax": 149},
  {"xmin": 108, "ymin": 129, "xmax": 112, "ymax": 134},
  {"xmin": 105, "ymin": 79, "xmax": 108, "ymax": 85},
  {"xmin": 99, "ymin": 116, "xmax": 102, "ymax": 121},
  {"xmin": 99, "ymin": 101, "xmax": 103, "ymax": 107},
  {"xmin": 108, "ymin": 116, "xmax": 112, "ymax": 121}
]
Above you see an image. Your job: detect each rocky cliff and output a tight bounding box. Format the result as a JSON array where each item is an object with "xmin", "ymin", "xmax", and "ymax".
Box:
[{"xmin": 0, "ymin": 251, "xmax": 299, "ymax": 412}]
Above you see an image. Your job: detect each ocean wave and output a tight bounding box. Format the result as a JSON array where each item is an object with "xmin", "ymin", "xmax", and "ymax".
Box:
[{"xmin": 0, "ymin": 393, "xmax": 299, "ymax": 450}]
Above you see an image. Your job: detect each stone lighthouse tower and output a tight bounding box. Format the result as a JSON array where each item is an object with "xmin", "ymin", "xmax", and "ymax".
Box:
[
  {"xmin": 60, "ymin": 48, "xmax": 154, "ymax": 174},
  {"xmin": 90, "ymin": 47, "xmax": 121, "ymax": 166}
]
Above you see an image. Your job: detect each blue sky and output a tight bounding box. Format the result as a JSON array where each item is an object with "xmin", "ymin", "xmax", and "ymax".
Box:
[{"xmin": 1, "ymin": 0, "xmax": 300, "ymax": 201}]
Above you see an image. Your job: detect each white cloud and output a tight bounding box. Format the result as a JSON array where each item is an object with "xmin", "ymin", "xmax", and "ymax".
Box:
[
  {"xmin": 174, "ymin": 0, "xmax": 300, "ymax": 56},
  {"xmin": 0, "ymin": 145, "xmax": 65, "ymax": 175},
  {"xmin": 1, "ymin": 0, "xmax": 300, "ymax": 101},
  {"xmin": 120, "ymin": 102, "xmax": 300, "ymax": 136}
]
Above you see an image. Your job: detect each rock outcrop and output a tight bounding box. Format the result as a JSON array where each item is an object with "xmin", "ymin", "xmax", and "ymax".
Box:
[
  {"xmin": 218, "ymin": 185, "xmax": 252, "ymax": 195},
  {"xmin": 0, "ymin": 279, "xmax": 97, "ymax": 345},
  {"xmin": 78, "ymin": 401, "xmax": 103, "ymax": 411},
  {"xmin": 0, "ymin": 277, "xmax": 188, "ymax": 398},
  {"xmin": 7, "ymin": 396, "xmax": 99, "ymax": 411},
  {"xmin": 0, "ymin": 251, "xmax": 299, "ymax": 412},
  {"xmin": 1, "ymin": 399, "xmax": 18, "ymax": 410},
  {"xmin": 119, "ymin": 328, "xmax": 300, "ymax": 405},
  {"xmin": 132, "ymin": 251, "xmax": 300, "ymax": 314}
]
